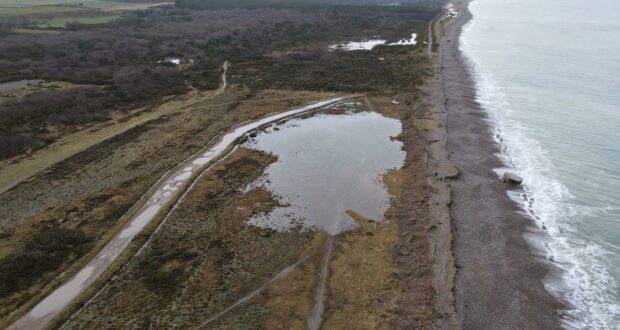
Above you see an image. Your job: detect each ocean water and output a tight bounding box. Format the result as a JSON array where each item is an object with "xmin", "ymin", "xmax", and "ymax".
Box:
[{"xmin": 460, "ymin": 0, "xmax": 620, "ymax": 328}]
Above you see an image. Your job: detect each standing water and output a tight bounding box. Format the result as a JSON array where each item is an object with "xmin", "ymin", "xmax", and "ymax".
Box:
[
  {"xmin": 243, "ymin": 106, "xmax": 405, "ymax": 235},
  {"xmin": 242, "ymin": 104, "xmax": 404, "ymax": 330},
  {"xmin": 0, "ymin": 80, "xmax": 42, "ymax": 91},
  {"xmin": 461, "ymin": 0, "xmax": 620, "ymax": 328}
]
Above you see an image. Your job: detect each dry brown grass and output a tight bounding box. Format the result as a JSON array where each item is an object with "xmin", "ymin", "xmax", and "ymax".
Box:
[
  {"xmin": 263, "ymin": 233, "xmax": 326, "ymax": 330},
  {"xmin": 366, "ymin": 96, "xmax": 402, "ymax": 120},
  {"xmin": 321, "ymin": 169, "xmax": 406, "ymax": 330},
  {"xmin": 59, "ymin": 148, "xmax": 312, "ymax": 329},
  {"xmin": 0, "ymin": 88, "xmax": 337, "ymax": 326},
  {"xmin": 0, "ymin": 81, "xmax": 75, "ymax": 105}
]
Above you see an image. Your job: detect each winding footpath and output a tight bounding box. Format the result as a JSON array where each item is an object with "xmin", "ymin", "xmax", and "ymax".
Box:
[{"xmin": 9, "ymin": 94, "xmax": 357, "ymax": 330}]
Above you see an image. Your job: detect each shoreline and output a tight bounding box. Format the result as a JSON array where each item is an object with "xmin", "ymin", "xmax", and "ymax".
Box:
[{"xmin": 437, "ymin": 1, "xmax": 565, "ymax": 328}]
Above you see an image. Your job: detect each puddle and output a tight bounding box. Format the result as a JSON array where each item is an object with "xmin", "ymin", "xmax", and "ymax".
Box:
[
  {"xmin": 243, "ymin": 109, "xmax": 404, "ymax": 235},
  {"xmin": 30, "ymin": 266, "xmax": 95, "ymax": 318},
  {"xmin": 173, "ymin": 171, "xmax": 192, "ymax": 181},
  {"xmin": 0, "ymin": 79, "xmax": 42, "ymax": 91},
  {"xmin": 118, "ymin": 205, "xmax": 161, "ymax": 239}
]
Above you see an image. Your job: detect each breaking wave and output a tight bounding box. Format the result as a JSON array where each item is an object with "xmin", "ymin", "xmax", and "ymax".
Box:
[{"xmin": 460, "ymin": 18, "xmax": 620, "ymax": 330}]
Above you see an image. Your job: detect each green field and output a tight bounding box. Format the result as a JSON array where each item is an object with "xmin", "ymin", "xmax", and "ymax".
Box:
[
  {"xmin": 0, "ymin": 0, "xmax": 104, "ymax": 6},
  {"xmin": 0, "ymin": 0, "xmax": 130, "ymax": 28},
  {"xmin": 0, "ymin": 5, "xmax": 82, "ymax": 17},
  {"xmin": 38, "ymin": 14, "xmax": 120, "ymax": 27},
  {"xmin": 82, "ymin": 1, "xmax": 173, "ymax": 10},
  {"xmin": 0, "ymin": 0, "xmax": 172, "ymax": 10},
  {"xmin": 0, "ymin": 5, "xmax": 121, "ymax": 27}
]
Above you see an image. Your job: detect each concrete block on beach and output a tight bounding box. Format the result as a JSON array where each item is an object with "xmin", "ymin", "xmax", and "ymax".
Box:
[
  {"xmin": 501, "ymin": 172, "xmax": 523, "ymax": 185},
  {"xmin": 445, "ymin": 163, "xmax": 460, "ymax": 179}
]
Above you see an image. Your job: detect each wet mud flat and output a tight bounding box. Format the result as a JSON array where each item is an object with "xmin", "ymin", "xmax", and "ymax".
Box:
[{"xmin": 56, "ymin": 98, "xmax": 446, "ymax": 329}]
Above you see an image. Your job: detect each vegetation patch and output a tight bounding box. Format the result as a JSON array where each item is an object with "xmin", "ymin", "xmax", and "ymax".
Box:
[
  {"xmin": 0, "ymin": 88, "xmax": 332, "ymax": 323},
  {"xmin": 38, "ymin": 14, "xmax": 121, "ymax": 28},
  {"xmin": 262, "ymin": 233, "xmax": 326, "ymax": 330},
  {"xmin": 62, "ymin": 148, "xmax": 313, "ymax": 329},
  {"xmin": 139, "ymin": 248, "xmax": 199, "ymax": 296},
  {"xmin": 0, "ymin": 66, "xmax": 185, "ymax": 160},
  {"xmin": 0, "ymin": 228, "xmax": 91, "ymax": 299},
  {"xmin": 321, "ymin": 170, "xmax": 404, "ymax": 329},
  {"xmin": 0, "ymin": 6, "xmax": 83, "ymax": 17},
  {"xmin": 0, "ymin": 3, "xmax": 435, "ymax": 161}
]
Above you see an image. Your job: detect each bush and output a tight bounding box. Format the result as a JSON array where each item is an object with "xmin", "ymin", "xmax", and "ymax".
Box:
[
  {"xmin": 139, "ymin": 248, "xmax": 198, "ymax": 295},
  {"xmin": 111, "ymin": 66, "xmax": 187, "ymax": 102},
  {"xmin": 0, "ymin": 228, "xmax": 92, "ymax": 298}
]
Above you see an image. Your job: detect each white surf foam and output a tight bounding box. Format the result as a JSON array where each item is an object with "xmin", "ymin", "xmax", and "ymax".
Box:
[{"xmin": 460, "ymin": 19, "xmax": 620, "ymax": 330}]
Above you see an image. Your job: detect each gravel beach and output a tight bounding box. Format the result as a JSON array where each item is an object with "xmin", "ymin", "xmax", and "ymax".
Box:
[{"xmin": 439, "ymin": 1, "xmax": 565, "ymax": 329}]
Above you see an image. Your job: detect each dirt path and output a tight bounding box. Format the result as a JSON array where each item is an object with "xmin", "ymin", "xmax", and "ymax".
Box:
[
  {"xmin": 220, "ymin": 61, "xmax": 229, "ymax": 92},
  {"xmin": 307, "ymin": 235, "xmax": 335, "ymax": 330},
  {"xmin": 0, "ymin": 62, "xmax": 229, "ymax": 195},
  {"xmin": 8, "ymin": 95, "xmax": 358, "ymax": 330},
  {"xmin": 428, "ymin": 11, "xmax": 439, "ymax": 57},
  {"xmin": 192, "ymin": 258, "xmax": 306, "ymax": 330}
]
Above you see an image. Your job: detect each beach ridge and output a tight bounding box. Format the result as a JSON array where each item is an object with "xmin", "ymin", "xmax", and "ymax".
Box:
[{"xmin": 434, "ymin": 1, "xmax": 566, "ymax": 328}]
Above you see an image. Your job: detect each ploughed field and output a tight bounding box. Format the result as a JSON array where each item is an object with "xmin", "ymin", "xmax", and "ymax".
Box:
[{"xmin": 0, "ymin": 1, "xmax": 442, "ymax": 328}]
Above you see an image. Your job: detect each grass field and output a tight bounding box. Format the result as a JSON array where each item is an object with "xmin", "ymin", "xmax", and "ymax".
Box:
[
  {"xmin": 83, "ymin": 1, "xmax": 172, "ymax": 10},
  {"xmin": 0, "ymin": 3, "xmax": 124, "ymax": 28},
  {"xmin": 0, "ymin": 0, "xmax": 115, "ymax": 6},
  {"xmin": 0, "ymin": 0, "xmax": 84, "ymax": 5},
  {"xmin": 0, "ymin": 0, "xmax": 172, "ymax": 10},
  {"xmin": 0, "ymin": 81, "xmax": 75, "ymax": 105},
  {"xmin": 0, "ymin": 5, "xmax": 82, "ymax": 17},
  {"xmin": 38, "ymin": 14, "xmax": 120, "ymax": 27}
]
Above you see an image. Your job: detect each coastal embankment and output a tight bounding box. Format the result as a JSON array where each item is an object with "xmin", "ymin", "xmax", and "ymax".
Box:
[{"xmin": 438, "ymin": 1, "xmax": 565, "ymax": 328}]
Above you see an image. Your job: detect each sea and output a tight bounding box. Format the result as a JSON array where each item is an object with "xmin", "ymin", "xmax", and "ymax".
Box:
[{"xmin": 460, "ymin": 0, "xmax": 620, "ymax": 328}]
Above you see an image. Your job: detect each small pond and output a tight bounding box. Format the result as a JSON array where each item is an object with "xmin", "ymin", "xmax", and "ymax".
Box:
[
  {"xmin": 243, "ymin": 104, "xmax": 405, "ymax": 235},
  {"xmin": 0, "ymin": 79, "xmax": 42, "ymax": 91}
]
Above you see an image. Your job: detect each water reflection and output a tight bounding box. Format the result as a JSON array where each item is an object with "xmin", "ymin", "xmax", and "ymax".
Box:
[{"xmin": 244, "ymin": 109, "xmax": 404, "ymax": 235}]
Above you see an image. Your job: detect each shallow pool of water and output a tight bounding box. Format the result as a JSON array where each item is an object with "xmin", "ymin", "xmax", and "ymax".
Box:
[
  {"xmin": 0, "ymin": 79, "xmax": 42, "ymax": 91},
  {"xmin": 243, "ymin": 109, "xmax": 404, "ymax": 235}
]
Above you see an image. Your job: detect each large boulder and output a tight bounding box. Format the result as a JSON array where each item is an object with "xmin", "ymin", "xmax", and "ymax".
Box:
[{"xmin": 502, "ymin": 172, "xmax": 523, "ymax": 185}]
